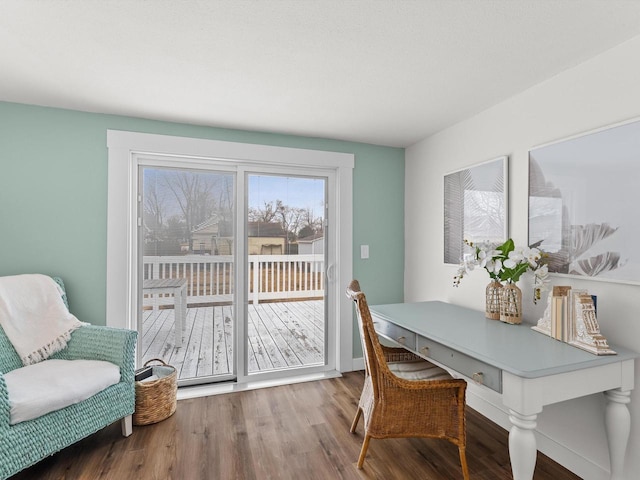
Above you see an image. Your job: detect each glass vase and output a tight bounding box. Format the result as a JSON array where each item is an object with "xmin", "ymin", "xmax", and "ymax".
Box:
[
  {"xmin": 500, "ymin": 282, "xmax": 522, "ymax": 324},
  {"xmin": 485, "ymin": 280, "xmax": 502, "ymax": 320}
]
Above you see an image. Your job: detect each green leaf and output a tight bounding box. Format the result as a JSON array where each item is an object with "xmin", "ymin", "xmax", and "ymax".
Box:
[{"xmin": 497, "ymin": 238, "xmax": 514, "ymax": 256}]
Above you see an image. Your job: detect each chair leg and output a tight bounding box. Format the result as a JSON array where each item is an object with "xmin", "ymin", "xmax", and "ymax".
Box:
[
  {"xmin": 357, "ymin": 434, "xmax": 372, "ymax": 469},
  {"xmin": 459, "ymin": 446, "xmax": 470, "ymax": 480},
  {"xmin": 121, "ymin": 415, "xmax": 133, "ymax": 437},
  {"xmin": 350, "ymin": 408, "xmax": 362, "ymax": 433}
]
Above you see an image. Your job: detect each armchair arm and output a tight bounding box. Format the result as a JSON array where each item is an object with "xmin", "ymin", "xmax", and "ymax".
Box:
[
  {"xmin": 0, "ymin": 374, "xmax": 9, "ymax": 433},
  {"xmin": 51, "ymin": 325, "xmax": 138, "ymax": 383}
]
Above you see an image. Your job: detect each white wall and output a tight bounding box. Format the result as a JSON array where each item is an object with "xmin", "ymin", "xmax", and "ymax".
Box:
[{"xmin": 405, "ymin": 35, "xmax": 640, "ymax": 480}]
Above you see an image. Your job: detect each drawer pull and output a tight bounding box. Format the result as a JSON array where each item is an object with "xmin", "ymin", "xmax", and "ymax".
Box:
[
  {"xmin": 396, "ymin": 336, "xmax": 406, "ymax": 344},
  {"xmin": 472, "ymin": 372, "xmax": 484, "ymax": 385},
  {"xmin": 420, "ymin": 346, "xmax": 430, "ymax": 356}
]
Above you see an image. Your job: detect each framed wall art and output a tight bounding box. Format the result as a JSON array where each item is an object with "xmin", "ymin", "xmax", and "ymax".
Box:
[
  {"xmin": 444, "ymin": 156, "xmax": 508, "ymax": 264},
  {"xmin": 528, "ymin": 118, "xmax": 640, "ymax": 284}
]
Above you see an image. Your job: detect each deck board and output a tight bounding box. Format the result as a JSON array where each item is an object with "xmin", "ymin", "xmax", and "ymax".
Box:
[
  {"xmin": 184, "ymin": 306, "xmax": 205, "ymax": 377},
  {"xmin": 164, "ymin": 309, "xmax": 191, "ymax": 374},
  {"xmin": 211, "ymin": 305, "xmax": 230, "ymax": 375},
  {"xmin": 269, "ymin": 302, "xmax": 324, "ymax": 362},
  {"xmin": 142, "ymin": 309, "xmax": 174, "ymax": 361},
  {"xmin": 250, "ymin": 303, "xmax": 302, "ymax": 370},
  {"xmin": 140, "ymin": 300, "xmax": 324, "ymax": 382},
  {"xmin": 247, "ymin": 306, "xmax": 276, "ymax": 371},
  {"xmin": 196, "ymin": 305, "xmax": 214, "ymax": 377}
]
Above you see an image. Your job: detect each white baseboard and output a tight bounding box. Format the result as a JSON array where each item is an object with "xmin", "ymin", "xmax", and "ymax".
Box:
[{"xmin": 351, "ymin": 356, "xmax": 365, "ymax": 372}]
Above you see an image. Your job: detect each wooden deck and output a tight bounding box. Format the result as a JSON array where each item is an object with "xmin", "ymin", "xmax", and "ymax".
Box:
[{"xmin": 140, "ymin": 300, "xmax": 324, "ymax": 382}]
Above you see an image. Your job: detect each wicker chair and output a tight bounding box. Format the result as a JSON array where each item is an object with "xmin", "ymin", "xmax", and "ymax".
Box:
[{"xmin": 346, "ymin": 280, "xmax": 469, "ymax": 479}]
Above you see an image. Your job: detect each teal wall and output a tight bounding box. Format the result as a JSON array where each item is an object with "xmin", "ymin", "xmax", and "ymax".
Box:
[{"xmin": 0, "ymin": 101, "xmax": 404, "ymax": 357}]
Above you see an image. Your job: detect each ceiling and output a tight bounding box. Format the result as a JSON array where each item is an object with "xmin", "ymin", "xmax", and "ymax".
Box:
[{"xmin": 2, "ymin": 1, "xmax": 640, "ymax": 148}]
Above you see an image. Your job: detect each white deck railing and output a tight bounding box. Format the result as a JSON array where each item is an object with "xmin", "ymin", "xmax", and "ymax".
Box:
[{"xmin": 143, "ymin": 254, "xmax": 324, "ymax": 306}]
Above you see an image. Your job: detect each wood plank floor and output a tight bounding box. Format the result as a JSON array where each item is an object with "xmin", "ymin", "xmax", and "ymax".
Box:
[
  {"xmin": 11, "ymin": 372, "xmax": 582, "ymax": 480},
  {"xmin": 141, "ymin": 300, "xmax": 324, "ymax": 381}
]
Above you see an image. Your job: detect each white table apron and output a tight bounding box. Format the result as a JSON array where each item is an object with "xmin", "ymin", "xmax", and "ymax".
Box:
[
  {"xmin": 369, "ymin": 300, "xmax": 637, "ymax": 480},
  {"xmin": 143, "ymin": 279, "xmax": 188, "ymax": 347}
]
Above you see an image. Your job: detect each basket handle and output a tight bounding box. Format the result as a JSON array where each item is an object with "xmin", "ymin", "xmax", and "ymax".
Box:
[{"xmin": 144, "ymin": 358, "xmax": 169, "ymax": 367}]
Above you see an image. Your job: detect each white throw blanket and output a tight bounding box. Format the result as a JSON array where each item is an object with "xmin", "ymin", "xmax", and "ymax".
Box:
[{"xmin": 0, "ymin": 274, "xmax": 85, "ymax": 366}]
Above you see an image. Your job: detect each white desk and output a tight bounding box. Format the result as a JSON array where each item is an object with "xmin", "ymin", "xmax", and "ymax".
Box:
[
  {"xmin": 143, "ymin": 278, "xmax": 188, "ymax": 347},
  {"xmin": 369, "ymin": 301, "xmax": 637, "ymax": 480}
]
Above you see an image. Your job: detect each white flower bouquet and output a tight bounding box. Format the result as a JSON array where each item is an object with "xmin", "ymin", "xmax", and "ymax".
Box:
[{"xmin": 454, "ymin": 238, "xmax": 549, "ymax": 303}]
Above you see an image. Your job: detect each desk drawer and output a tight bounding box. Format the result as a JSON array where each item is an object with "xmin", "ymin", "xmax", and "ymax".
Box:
[
  {"xmin": 416, "ymin": 336, "xmax": 502, "ymax": 393},
  {"xmin": 373, "ymin": 318, "xmax": 417, "ymax": 350}
]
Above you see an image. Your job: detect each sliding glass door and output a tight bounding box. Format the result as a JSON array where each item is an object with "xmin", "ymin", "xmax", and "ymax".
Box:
[
  {"xmin": 139, "ymin": 165, "xmax": 236, "ymax": 385},
  {"xmin": 246, "ymin": 174, "xmax": 327, "ymax": 374},
  {"xmin": 136, "ymin": 162, "xmax": 331, "ymax": 387}
]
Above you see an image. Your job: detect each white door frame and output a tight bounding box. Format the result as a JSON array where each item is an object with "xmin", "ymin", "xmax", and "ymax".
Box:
[{"xmin": 106, "ymin": 130, "xmax": 355, "ymax": 375}]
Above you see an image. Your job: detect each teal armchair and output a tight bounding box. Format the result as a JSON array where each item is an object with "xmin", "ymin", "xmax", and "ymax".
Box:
[{"xmin": 0, "ymin": 278, "xmax": 137, "ymax": 479}]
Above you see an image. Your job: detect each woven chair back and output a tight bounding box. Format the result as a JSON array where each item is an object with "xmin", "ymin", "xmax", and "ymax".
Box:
[{"xmin": 346, "ymin": 279, "xmax": 387, "ymax": 397}]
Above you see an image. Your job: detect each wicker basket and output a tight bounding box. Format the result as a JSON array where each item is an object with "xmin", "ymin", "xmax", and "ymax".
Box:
[{"xmin": 133, "ymin": 358, "xmax": 177, "ymax": 426}]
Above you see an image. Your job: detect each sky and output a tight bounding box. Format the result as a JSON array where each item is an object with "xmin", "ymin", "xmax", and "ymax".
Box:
[
  {"xmin": 248, "ymin": 175, "xmax": 325, "ymax": 216},
  {"xmin": 143, "ymin": 168, "xmax": 326, "ymax": 219}
]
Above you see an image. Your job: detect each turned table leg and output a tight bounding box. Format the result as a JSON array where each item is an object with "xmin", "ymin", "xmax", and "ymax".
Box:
[
  {"xmin": 508, "ymin": 409, "xmax": 538, "ymax": 480},
  {"xmin": 604, "ymin": 389, "xmax": 631, "ymax": 480}
]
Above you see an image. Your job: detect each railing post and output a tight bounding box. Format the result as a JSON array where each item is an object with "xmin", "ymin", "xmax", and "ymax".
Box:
[
  {"xmin": 152, "ymin": 257, "xmax": 160, "ymax": 279},
  {"xmin": 252, "ymin": 257, "xmax": 259, "ymax": 305}
]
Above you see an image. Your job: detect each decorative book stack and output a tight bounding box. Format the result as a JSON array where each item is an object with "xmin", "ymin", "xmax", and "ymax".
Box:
[
  {"xmin": 532, "ymin": 286, "xmax": 616, "ymax": 355},
  {"xmin": 550, "ymin": 286, "xmax": 571, "ymax": 341}
]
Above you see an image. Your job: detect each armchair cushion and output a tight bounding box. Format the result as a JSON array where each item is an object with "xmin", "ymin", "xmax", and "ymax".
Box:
[{"xmin": 4, "ymin": 359, "xmax": 120, "ymax": 425}]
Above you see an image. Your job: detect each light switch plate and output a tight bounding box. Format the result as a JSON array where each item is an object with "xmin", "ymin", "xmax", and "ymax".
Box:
[{"xmin": 360, "ymin": 245, "xmax": 369, "ymax": 259}]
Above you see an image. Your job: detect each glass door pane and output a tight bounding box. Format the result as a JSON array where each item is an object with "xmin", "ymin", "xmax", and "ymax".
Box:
[
  {"xmin": 139, "ymin": 166, "xmax": 236, "ymax": 386},
  {"xmin": 246, "ymin": 174, "xmax": 327, "ymax": 374}
]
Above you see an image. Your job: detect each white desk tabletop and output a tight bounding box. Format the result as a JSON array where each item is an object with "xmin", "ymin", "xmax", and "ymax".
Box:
[{"xmin": 370, "ymin": 301, "xmax": 638, "ymax": 379}]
